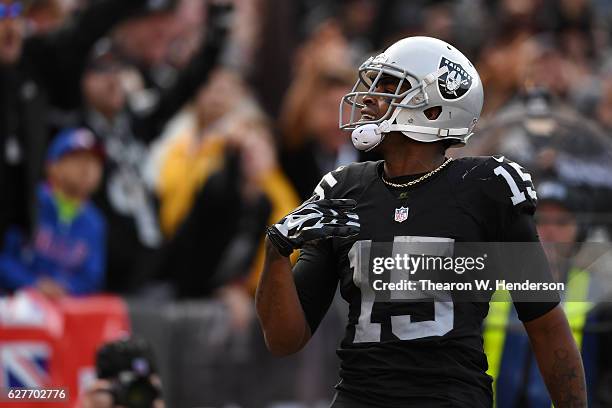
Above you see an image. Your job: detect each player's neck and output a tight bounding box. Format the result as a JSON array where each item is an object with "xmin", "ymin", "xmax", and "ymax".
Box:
[{"xmin": 381, "ymin": 133, "xmax": 446, "ymax": 178}]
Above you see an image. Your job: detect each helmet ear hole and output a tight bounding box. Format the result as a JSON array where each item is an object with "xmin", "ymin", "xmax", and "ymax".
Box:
[{"xmin": 423, "ymin": 106, "xmax": 442, "ymax": 120}]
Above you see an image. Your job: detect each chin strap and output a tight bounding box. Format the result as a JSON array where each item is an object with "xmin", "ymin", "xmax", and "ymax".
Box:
[
  {"xmin": 379, "ymin": 120, "xmax": 470, "ymax": 137},
  {"xmin": 350, "ymin": 122, "xmax": 470, "ymax": 151}
]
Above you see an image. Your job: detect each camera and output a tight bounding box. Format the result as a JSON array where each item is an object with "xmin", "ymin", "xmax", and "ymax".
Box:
[{"xmin": 95, "ymin": 338, "xmax": 162, "ymax": 408}]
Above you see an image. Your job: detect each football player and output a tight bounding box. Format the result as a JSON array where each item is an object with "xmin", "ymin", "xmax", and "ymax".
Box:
[{"xmin": 256, "ymin": 37, "xmax": 586, "ymax": 407}]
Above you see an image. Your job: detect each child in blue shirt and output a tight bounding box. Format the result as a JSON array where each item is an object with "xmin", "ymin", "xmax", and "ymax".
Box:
[{"xmin": 0, "ymin": 128, "xmax": 106, "ymax": 298}]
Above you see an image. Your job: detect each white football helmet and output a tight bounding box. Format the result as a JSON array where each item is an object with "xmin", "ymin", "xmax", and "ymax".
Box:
[{"xmin": 339, "ymin": 36, "xmax": 484, "ymax": 151}]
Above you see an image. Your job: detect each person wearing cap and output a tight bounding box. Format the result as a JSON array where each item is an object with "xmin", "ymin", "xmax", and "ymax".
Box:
[
  {"xmin": 0, "ymin": 128, "xmax": 106, "ymax": 298},
  {"xmin": 68, "ymin": 2, "xmax": 231, "ymax": 293},
  {"xmin": 535, "ymin": 180, "xmax": 589, "ymax": 280},
  {"xmin": 483, "ymin": 179, "xmax": 599, "ymax": 407},
  {"xmin": 0, "ymin": 0, "xmax": 160, "ymax": 259}
]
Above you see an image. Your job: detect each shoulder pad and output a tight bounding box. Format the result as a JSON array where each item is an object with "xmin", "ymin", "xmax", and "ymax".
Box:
[
  {"xmin": 459, "ymin": 156, "xmax": 538, "ymax": 214},
  {"xmin": 311, "ymin": 162, "xmax": 376, "ymax": 200}
]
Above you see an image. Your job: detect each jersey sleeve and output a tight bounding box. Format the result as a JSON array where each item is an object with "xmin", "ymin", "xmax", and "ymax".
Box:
[
  {"xmin": 310, "ymin": 165, "xmax": 347, "ymax": 200},
  {"xmin": 291, "ymin": 165, "xmax": 353, "ymax": 333},
  {"xmin": 292, "ymin": 163, "xmax": 370, "ymax": 332},
  {"xmin": 502, "ymin": 212, "xmax": 560, "ymax": 322},
  {"xmin": 492, "ymin": 156, "xmax": 553, "ymax": 315},
  {"xmin": 308, "ymin": 162, "xmax": 372, "ymax": 202},
  {"xmin": 482, "ymin": 156, "xmax": 538, "ymax": 216},
  {"xmin": 293, "ymin": 241, "xmax": 338, "ymax": 334}
]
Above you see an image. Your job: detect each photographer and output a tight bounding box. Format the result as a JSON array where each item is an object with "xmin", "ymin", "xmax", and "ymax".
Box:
[{"xmin": 81, "ymin": 338, "xmax": 164, "ymax": 408}]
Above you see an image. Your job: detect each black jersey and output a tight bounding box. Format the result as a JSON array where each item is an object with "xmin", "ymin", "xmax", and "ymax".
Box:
[{"xmin": 292, "ymin": 156, "xmax": 559, "ymax": 408}]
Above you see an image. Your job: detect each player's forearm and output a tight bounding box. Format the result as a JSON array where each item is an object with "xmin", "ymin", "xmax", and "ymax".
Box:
[
  {"xmin": 525, "ymin": 306, "xmax": 587, "ymax": 407},
  {"xmin": 255, "ymin": 238, "xmax": 311, "ymax": 356},
  {"xmin": 532, "ymin": 339, "xmax": 586, "ymax": 407}
]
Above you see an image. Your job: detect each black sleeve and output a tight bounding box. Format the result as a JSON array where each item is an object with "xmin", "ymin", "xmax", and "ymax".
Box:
[
  {"xmin": 132, "ymin": 4, "xmax": 230, "ymax": 143},
  {"xmin": 482, "ymin": 156, "xmax": 538, "ymax": 217},
  {"xmin": 131, "ymin": 36, "xmax": 225, "ymax": 143},
  {"xmin": 503, "ymin": 212, "xmax": 560, "ymax": 322},
  {"xmin": 23, "ymin": 0, "xmax": 148, "ymax": 108},
  {"xmin": 293, "ymin": 241, "xmax": 338, "ymax": 334}
]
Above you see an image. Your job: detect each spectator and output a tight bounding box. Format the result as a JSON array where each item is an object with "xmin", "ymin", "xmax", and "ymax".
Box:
[
  {"xmin": 109, "ymin": 0, "xmax": 226, "ymax": 116},
  {"xmin": 156, "ymin": 68, "xmax": 300, "ymax": 297},
  {"xmin": 24, "ymin": 0, "xmax": 69, "ymax": 35},
  {"xmin": 536, "ymin": 179, "xmax": 590, "ymax": 280},
  {"xmin": 62, "ymin": 1, "xmax": 231, "ymax": 293},
  {"xmin": 0, "ymin": 0, "xmax": 151, "ymax": 254},
  {"xmin": 278, "ymin": 22, "xmax": 379, "ymax": 200},
  {"xmin": 477, "ymin": 34, "xmax": 540, "ymax": 117},
  {"xmin": 77, "ymin": 40, "xmax": 164, "ymax": 292},
  {"xmin": 157, "ymin": 68, "xmax": 247, "ymax": 237},
  {"xmin": 460, "ymin": 85, "xmax": 612, "ymax": 235},
  {"xmin": 111, "ymin": 3, "xmax": 179, "ymax": 71},
  {"xmin": 483, "ymin": 179, "xmax": 599, "ymax": 407},
  {"xmin": 81, "ymin": 337, "xmax": 165, "ymax": 408},
  {"xmin": 0, "ymin": 128, "xmax": 106, "ymax": 298}
]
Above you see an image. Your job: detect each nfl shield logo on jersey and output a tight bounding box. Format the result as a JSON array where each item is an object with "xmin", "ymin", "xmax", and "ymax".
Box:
[{"xmin": 394, "ymin": 207, "xmax": 409, "ymax": 223}]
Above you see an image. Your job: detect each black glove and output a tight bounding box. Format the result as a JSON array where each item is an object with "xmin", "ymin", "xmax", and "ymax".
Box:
[{"xmin": 266, "ymin": 199, "xmax": 360, "ymax": 257}]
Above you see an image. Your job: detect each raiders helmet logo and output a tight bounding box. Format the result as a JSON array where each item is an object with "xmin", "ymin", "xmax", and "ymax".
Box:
[
  {"xmin": 372, "ymin": 53, "xmax": 389, "ymax": 65},
  {"xmin": 438, "ymin": 57, "xmax": 473, "ymax": 100}
]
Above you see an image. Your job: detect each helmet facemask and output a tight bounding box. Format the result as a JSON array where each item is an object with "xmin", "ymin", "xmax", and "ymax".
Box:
[{"xmin": 339, "ymin": 55, "xmax": 446, "ymax": 131}]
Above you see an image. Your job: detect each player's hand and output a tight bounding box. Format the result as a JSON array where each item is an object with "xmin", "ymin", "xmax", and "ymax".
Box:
[{"xmin": 266, "ymin": 198, "xmax": 360, "ymax": 257}]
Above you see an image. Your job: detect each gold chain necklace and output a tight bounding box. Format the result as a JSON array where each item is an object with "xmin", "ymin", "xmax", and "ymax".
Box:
[{"xmin": 381, "ymin": 157, "xmax": 453, "ymax": 188}]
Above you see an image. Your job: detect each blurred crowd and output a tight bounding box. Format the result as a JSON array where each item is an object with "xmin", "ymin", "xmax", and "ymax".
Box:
[
  {"xmin": 0, "ymin": 0, "xmax": 611, "ymax": 304},
  {"xmin": 0, "ymin": 0, "xmax": 612, "ymax": 298},
  {"xmin": 1, "ymin": 0, "xmax": 612, "ymax": 405}
]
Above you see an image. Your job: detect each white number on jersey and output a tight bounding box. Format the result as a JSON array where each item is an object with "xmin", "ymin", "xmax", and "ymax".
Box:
[
  {"xmin": 349, "ymin": 236, "xmax": 455, "ymax": 343},
  {"xmin": 493, "ymin": 157, "xmax": 537, "ymax": 206}
]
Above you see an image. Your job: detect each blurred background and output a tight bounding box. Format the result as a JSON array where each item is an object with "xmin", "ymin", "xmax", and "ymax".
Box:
[{"xmin": 1, "ymin": 0, "xmax": 612, "ymax": 407}]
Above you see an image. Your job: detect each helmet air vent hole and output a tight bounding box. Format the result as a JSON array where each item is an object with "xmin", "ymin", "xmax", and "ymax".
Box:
[{"xmin": 423, "ymin": 106, "xmax": 442, "ymax": 120}]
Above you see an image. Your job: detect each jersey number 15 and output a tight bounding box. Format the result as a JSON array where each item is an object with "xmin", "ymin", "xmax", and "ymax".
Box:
[{"xmin": 349, "ymin": 236, "xmax": 455, "ymax": 343}]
